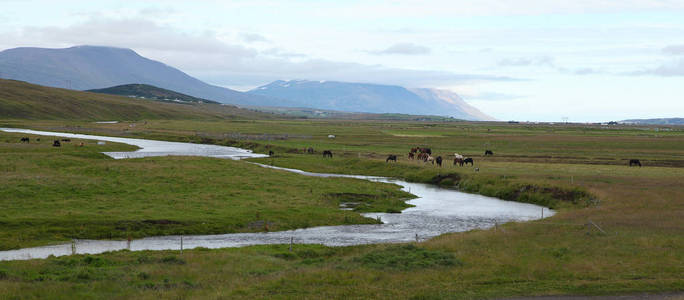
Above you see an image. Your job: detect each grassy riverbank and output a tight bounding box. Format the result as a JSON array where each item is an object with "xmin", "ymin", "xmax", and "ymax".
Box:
[
  {"xmin": 0, "ymin": 131, "xmax": 412, "ymax": 250},
  {"xmin": 0, "ymin": 119, "xmax": 682, "ymax": 299}
]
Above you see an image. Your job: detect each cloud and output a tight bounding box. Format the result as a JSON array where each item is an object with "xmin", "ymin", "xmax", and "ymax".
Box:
[
  {"xmin": 0, "ymin": 17, "xmax": 517, "ymax": 89},
  {"xmin": 368, "ymin": 43, "xmax": 430, "ymax": 55},
  {"xmin": 240, "ymin": 32, "xmax": 270, "ymax": 43},
  {"xmin": 463, "ymin": 92, "xmax": 526, "ymax": 101},
  {"xmin": 662, "ymin": 44, "xmax": 684, "ymax": 55},
  {"xmin": 498, "ymin": 56, "xmax": 554, "ymax": 67},
  {"xmin": 498, "ymin": 56, "xmax": 603, "ymax": 75},
  {"xmin": 629, "ymin": 59, "xmax": 684, "ymax": 76}
]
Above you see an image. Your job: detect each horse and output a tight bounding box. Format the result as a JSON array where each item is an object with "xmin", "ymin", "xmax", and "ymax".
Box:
[
  {"xmin": 323, "ymin": 150, "xmax": 333, "ymax": 158},
  {"xmin": 307, "ymin": 147, "xmax": 315, "ymax": 154},
  {"xmin": 408, "ymin": 152, "xmax": 415, "ymax": 160},
  {"xmin": 268, "ymin": 150, "xmax": 274, "ymax": 156},
  {"xmin": 52, "ymin": 140, "xmax": 61, "ymax": 147},
  {"xmin": 420, "ymin": 148, "xmax": 432, "ymax": 155},
  {"xmin": 484, "ymin": 150, "xmax": 493, "ymax": 156},
  {"xmin": 454, "ymin": 157, "xmax": 464, "ymax": 166},
  {"xmin": 435, "ymin": 156, "xmax": 442, "ymax": 167},
  {"xmin": 410, "ymin": 147, "xmax": 419, "ymax": 154},
  {"xmin": 417, "ymin": 152, "xmax": 428, "ymax": 162},
  {"xmin": 426, "ymin": 155, "xmax": 435, "ymax": 164},
  {"xmin": 629, "ymin": 159, "xmax": 641, "ymax": 167},
  {"xmin": 386, "ymin": 155, "xmax": 397, "ymax": 163},
  {"xmin": 20, "ymin": 137, "xmax": 29, "ymax": 143},
  {"xmin": 463, "ymin": 157, "xmax": 474, "ymax": 166}
]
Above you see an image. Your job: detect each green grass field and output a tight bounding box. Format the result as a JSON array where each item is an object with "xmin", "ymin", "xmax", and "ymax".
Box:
[{"xmin": 0, "ymin": 118, "xmax": 682, "ymax": 299}]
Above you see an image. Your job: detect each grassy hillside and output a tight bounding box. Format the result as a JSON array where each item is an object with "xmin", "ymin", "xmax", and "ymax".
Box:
[
  {"xmin": 87, "ymin": 84, "xmax": 220, "ymax": 104},
  {"xmin": 0, "ymin": 79, "xmax": 269, "ymax": 120}
]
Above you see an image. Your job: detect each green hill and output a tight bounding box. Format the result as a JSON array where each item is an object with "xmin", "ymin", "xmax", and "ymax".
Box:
[
  {"xmin": 87, "ymin": 84, "xmax": 220, "ymax": 104},
  {"xmin": 0, "ymin": 79, "xmax": 269, "ymax": 120}
]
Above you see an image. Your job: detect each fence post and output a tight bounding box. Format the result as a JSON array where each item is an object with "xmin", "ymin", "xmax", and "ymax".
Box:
[
  {"xmin": 541, "ymin": 207, "xmax": 544, "ymax": 218},
  {"xmin": 71, "ymin": 239, "xmax": 76, "ymax": 255},
  {"xmin": 289, "ymin": 237, "xmax": 293, "ymax": 252},
  {"xmin": 180, "ymin": 235, "xmax": 184, "ymax": 254}
]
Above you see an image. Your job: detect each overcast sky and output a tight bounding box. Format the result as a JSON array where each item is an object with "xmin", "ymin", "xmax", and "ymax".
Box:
[{"xmin": 1, "ymin": 0, "xmax": 683, "ymax": 122}]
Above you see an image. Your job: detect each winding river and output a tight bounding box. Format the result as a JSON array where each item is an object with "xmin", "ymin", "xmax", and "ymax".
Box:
[{"xmin": 0, "ymin": 128, "xmax": 553, "ymax": 261}]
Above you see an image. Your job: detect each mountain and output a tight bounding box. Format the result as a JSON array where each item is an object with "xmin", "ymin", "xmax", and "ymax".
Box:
[
  {"xmin": 0, "ymin": 79, "xmax": 269, "ymax": 120},
  {"xmin": 619, "ymin": 118, "xmax": 684, "ymax": 125},
  {"xmin": 247, "ymin": 80, "xmax": 495, "ymax": 121},
  {"xmin": 87, "ymin": 84, "xmax": 219, "ymax": 104},
  {"xmin": 0, "ymin": 45, "xmax": 285, "ymax": 106}
]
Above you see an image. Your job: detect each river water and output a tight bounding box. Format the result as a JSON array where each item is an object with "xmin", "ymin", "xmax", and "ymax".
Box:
[{"xmin": 0, "ymin": 128, "xmax": 553, "ymax": 261}]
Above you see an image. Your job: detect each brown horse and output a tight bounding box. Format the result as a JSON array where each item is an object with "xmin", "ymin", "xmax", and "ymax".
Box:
[
  {"xmin": 454, "ymin": 157, "xmax": 464, "ymax": 166},
  {"xmin": 408, "ymin": 152, "xmax": 415, "ymax": 160}
]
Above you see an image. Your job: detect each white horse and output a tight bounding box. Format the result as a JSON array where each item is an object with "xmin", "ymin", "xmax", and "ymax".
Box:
[{"xmin": 454, "ymin": 153, "xmax": 464, "ymax": 159}]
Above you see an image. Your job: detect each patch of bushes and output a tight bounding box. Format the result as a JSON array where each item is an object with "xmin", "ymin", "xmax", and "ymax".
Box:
[{"xmin": 356, "ymin": 244, "xmax": 460, "ymax": 270}]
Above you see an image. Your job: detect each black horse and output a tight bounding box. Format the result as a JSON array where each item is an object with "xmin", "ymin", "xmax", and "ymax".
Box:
[
  {"xmin": 307, "ymin": 147, "xmax": 315, "ymax": 154},
  {"xmin": 435, "ymin": 156, "xmax": 442, "ymax": 167},
  {"xmin": 484, "ymin": 150, "xmax": 493, "ymax": 156},
  {"xmin": 52, "ymin": 140, "xmax": 61, "ymax": 147},
  {"xmin": 463, "ymin": 157, "xmax": 474, "ymax": 166},
  {"xmin": 386, "ymin": 155, "xmax": 397, "ymax": 163},
  {"xmin": 323, "ymin": 150, "xmax": 333, "ymax": 158},
  {"xmin": 20, "ymin": 137, "xmax": 30, "ymax": 143},
  {"xmin": 629, "ymin": 159, "xmax": 641, "ymax": 167},
  {"xmin": 268, "ymin": 150, "xmax": 274, "ymax": 156}
]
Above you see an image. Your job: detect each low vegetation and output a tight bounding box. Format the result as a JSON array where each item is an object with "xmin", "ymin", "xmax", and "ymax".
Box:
[{"xmin": 0, "ymin": 118, "xmax": 682, "ymax": 299}]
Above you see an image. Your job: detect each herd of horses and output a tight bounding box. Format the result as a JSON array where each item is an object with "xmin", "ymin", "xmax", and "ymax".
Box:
[
  {"xmin": 400, "ymin": 147, "xmax": 480, "ymax": 167},
  {"xmin": 18, "ymin": 137, "xmax": 80, "ymax": 148},
  {"xmin": 17, "ymin": 137, "xmax": 646, "ymax": 167}
]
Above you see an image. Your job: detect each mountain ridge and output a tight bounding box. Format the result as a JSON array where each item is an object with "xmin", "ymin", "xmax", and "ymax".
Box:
[{"xmin": 248, "ymin": 80, "xmax": 495, "ymax": 121}]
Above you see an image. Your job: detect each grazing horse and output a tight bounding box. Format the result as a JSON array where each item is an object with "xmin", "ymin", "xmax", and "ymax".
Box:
[
  {"xmin": 435, "ymin": 156, "xmax": 443, "ymax": 167},
  {"xmin": 420, "ymin": 148, "xmax": 432, "ymax": 155},
  {"xmin": 454, "ymin": 157, "xmax": 464, "ymax": 166},
  {"xmin": 322, "ymin": 150, "xmax": 333, "ymax": 158},
  {"xmin": 408, "ymin": 152, "xmax": 415, "ymax": 160},
  {"xmin": 426, "ymin": 155, "xmax": 435, "ymax": 164},
  {"xmin": 417, "ymin": 152, "xmax": 428, "ymax": 162},
  {"xmin": 410, "ymin": 147, "xmax": 419, "ymax": 154},
  {"xmin": 307, "ymin": 147, "xmax": 315, "ymax": 154},
  {"xmin": 52, "ymin": 140, "xmax": 61, "ymax": 147},
  {"xmin": 268, "ymin": 150, "xmax": 274, "ymax": 156},
  {"xmin": 20, "ymin": 137, "xmax": 29, "ymax": 143},
  {"xmin": 484, "ymin": 150, "xmax": 493, "ymax": 156},
  {"xmin": 629, "ymin": 159, "xmax": 641, "ymax": 167},
  {"xmin": 463, "ymin": 157, "xmax": 474, "ymax": 166},
  {"xmin": 386, "ymin": 155, "xmax": 397, "ymax": 163}
]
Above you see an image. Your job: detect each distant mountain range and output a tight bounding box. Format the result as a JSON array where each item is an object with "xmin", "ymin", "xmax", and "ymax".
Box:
[
  {"xmin": 87, "ymin": 84, "xmax": 219, "ymax": 104},
  {"xmin": 248, "ymin": 80, "xmax": 494, "ymax": 121},
  {"xmin": 0, "ymin": 45, "xmax": 493, "ymax": 120},
  {"xmin": 0, "ymin": 45, "xmax": 284, "ymax": 106},
  {"xmin": 620, "ymin": 118, "xmax": 684, "ymax": 125}
]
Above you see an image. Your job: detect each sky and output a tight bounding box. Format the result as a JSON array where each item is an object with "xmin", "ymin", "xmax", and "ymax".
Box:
[{"xmin": 1, "ymin": 0, "xmax": 683, "ymax": 122}]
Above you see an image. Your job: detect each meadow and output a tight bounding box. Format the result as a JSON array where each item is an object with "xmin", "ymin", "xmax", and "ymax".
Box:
[{"xmin": 0, "ymin": 118, "xmax": 682, "ymax": 299}]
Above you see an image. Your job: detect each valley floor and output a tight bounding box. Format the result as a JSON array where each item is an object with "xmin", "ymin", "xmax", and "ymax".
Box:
[{"xmin": 0, "ymin": 119, "xmax": 682, "ymax": 299}]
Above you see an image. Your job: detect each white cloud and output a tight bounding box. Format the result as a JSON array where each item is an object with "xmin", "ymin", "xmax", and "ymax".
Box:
[
  {"xmin": 368, "ymin": 43, "xmax": 430, "ymax": 55},
  {"xmin": 240, "ymin": 32, "xmax": 270, "ymax": 43},
  {"xmin": 662, "ymin": 44, "xmax": 684, "ymax": 55}
]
